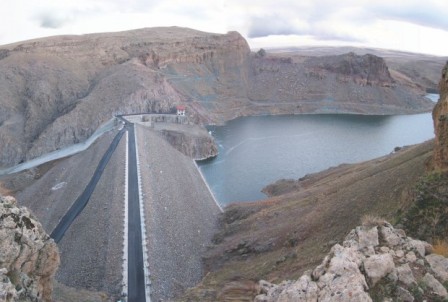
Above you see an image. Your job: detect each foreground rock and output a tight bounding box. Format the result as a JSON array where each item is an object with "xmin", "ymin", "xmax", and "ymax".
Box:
[
  {"xmin": 0, "ymin": 195, "xmax": 59, "ymax": 301},
  {"xmin": 255, "ymin": 220, "xmax": 448, "ymax": 302}
]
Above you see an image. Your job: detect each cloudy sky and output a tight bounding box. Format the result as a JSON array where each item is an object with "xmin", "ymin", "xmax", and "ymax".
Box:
[{"xmin": 2, "ymin": 0, "xmax": 447, "ymax": 56}]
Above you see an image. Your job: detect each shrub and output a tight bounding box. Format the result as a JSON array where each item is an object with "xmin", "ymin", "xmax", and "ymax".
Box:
[{"xmin": 401, "ymin": 171, "xmax": 448, "ymax": 241}]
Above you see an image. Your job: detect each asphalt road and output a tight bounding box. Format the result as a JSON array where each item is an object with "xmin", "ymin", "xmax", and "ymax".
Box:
[
  {"xmin": 126, "ymin": 124, "xmax": 147, "ymax": 301},
  {"xmin": 50, "ymin": 128, "xmax": 125, "ymax": 243}
]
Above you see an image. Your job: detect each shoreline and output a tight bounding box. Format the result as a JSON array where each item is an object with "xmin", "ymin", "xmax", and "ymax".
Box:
[{"xmin": 194, "ymin": 160, "xmax": 223, "ymax": 213}]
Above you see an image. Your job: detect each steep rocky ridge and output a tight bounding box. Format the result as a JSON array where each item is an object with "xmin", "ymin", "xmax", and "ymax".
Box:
[
  {"xmin": 0, "ymin": 27, "xmax": 437, "ymax": 169},
  {"xmin": 433, "ymin": 62, "xmax": 448, "ymax": 170},
  {"xmin": 0, "ymin": 195, "xmax": 59, "ymax": 301}
]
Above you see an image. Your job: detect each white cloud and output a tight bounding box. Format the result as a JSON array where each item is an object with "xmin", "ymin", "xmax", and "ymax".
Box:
[{"xmin": 0, "ymin": 0, "xmax": 447, "ymax": 56}]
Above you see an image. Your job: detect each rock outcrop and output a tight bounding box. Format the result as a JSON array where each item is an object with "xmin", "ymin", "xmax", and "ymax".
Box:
[
  {"xmin": 433, "ymin": 62, "xmax": 448, "ymax": 170},
  {"xmin": 255, "ymin": 221, "xmax": 448, "ymax": 302},
  {"xmin": 0, "ymin": 195, "xmax": 59, "ymax": 301},
  {"xmin": 308, "ymin": 52, "xmax": 395, "ymax": 87},
  {"xmin": 158, "ymin": 127, "xmax": 218, "ymax": 160}
]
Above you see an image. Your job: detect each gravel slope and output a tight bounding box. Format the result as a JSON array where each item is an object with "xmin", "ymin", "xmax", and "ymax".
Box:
[
  {"xmin": 56, "ymin": 130, "xmax": 126, "ymax": 297},
  {"xmin": 15, "ymin": 129, "xmax": 126, "ymax": 298},
  {"xmin": 136, "ymin": 124, "xmax": 221, "ymax": 301},
  {"xmin": 15, "ymin": 131, "xmax": 118, "ymax": 232}
]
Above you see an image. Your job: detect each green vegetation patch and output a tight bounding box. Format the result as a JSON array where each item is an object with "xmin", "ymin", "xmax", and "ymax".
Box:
[{"xmin": 401, "ymin": 171, "xmax": 448, "ymax": 242}]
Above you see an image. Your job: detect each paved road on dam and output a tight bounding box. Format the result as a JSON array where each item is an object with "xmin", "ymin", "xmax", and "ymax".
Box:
[
  {"xmin": 50, "ymin": 128, "xmax": 125, "ymax": 243},
  {"xmin": 126, "ymin": 123, "xmax": 148, "ymax": 302},
  {"xmin": 47, "ymin": 114, "xmax": 220, "ymax": 301}
]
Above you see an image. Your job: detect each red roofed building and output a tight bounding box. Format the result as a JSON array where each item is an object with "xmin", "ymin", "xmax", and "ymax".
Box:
[{"xmin": 176, "ymin": 105, "xmax": 186, "ymax": 116}]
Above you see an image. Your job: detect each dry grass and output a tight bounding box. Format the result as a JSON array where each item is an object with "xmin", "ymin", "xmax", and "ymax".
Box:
[
  {"xmin": 0, "ymin": 181, "xmax": 13, "ymax": 196},
  {"xmin": 432, "ymin": 239, "xmax": 448, "ymax": 257},
  {"xmin": 361, "ymin": 214, "xmax": 386, "ymax": 228}
]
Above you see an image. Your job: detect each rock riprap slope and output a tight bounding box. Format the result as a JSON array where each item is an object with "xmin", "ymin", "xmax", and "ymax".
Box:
[
  {"xmin": 0, "ymin": 195, "xmax": 59, "ymax": 302},
  {"xmin": 0, "ymin": 27, "xmax": 435, "ymax": 169},
  {"xmin": 255, "ymin": 220, "xmax": 448, "ymax": 302}
]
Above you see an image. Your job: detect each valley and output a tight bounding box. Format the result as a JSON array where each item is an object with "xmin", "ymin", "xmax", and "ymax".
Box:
[{"xmin": 0, "ymin": 27, "xmax": 447, "ymax": 302}]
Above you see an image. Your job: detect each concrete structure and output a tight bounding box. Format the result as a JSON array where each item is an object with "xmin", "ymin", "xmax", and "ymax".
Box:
[{"xmin": 122, "ymin": 114, "xmax": 188, "ymax": 128}]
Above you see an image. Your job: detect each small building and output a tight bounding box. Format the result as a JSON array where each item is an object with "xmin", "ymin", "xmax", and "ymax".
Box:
[{"xmin": 176, "ymin": 105, "xmax": 186, "ymax": 116}]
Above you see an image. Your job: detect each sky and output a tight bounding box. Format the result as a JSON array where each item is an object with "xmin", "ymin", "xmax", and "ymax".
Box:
[{"xmin": 1, "ymin": 0, "xmax": 447, "ymax": 56}]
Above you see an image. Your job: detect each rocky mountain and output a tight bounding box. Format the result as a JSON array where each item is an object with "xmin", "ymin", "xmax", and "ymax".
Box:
[
  {"xmin": 0, "ymin": 27, "xmax": 437, "ymax": 169},
  {"xmin": 433, "ymin": 62, "xmax": 448, "ymax": 170},
  {"xmin": 254, "ymin": 220, "xmax": 448, "ymax": 301},
  {"xmin": 0, "ymin": 195, "xmax": 59, "ymax": 301}
]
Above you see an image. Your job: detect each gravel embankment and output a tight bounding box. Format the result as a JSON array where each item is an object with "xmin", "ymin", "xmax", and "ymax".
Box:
[
  {"xmin": 136, "ymin": 124, "xmax": 222, "ymax": 301},
  {"xmin": 17, "ymin": 129, "xmax": 126, "ymax": 298},
  {"xmin": 55, "ymin": 130, "xmax": 126, "ymax": 297}
]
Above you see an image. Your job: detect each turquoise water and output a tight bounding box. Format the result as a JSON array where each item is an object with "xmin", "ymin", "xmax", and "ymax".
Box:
[{"xmin": 198, "ymin": 111, "xmax": 436, "ymax": 205}]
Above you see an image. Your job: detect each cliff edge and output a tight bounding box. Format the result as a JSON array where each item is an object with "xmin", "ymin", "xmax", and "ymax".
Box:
[
  {"xmin": 433, "ymin": 62, "xmax": 448, "ymax": 170},
  {"xmin": 0, "ymin": 195, "xmax": 59, "ymax": 301}
]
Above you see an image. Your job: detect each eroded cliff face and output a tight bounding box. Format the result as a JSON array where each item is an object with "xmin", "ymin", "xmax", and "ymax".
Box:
[
  {"xmin": 433, "ymin": 63, "xmax": 448, "ymax": 170},
  {"xmin": 0, "ymin": 195, "xmax": 59, "ymax": 301},
  {"xmin": 309, "ymin": 52, "xmax": 394, "ymax": 86}
]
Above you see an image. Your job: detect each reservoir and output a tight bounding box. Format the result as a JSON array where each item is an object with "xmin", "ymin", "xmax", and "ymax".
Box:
[{"xmin": 198, "ymin": 111, "xmax": 436, "ymax": 206}]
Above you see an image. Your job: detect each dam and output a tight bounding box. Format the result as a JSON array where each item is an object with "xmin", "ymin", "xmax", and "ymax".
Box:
[{"xmin": 1, "ymin": 116, "xmax": 222, "ymax": 301}]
